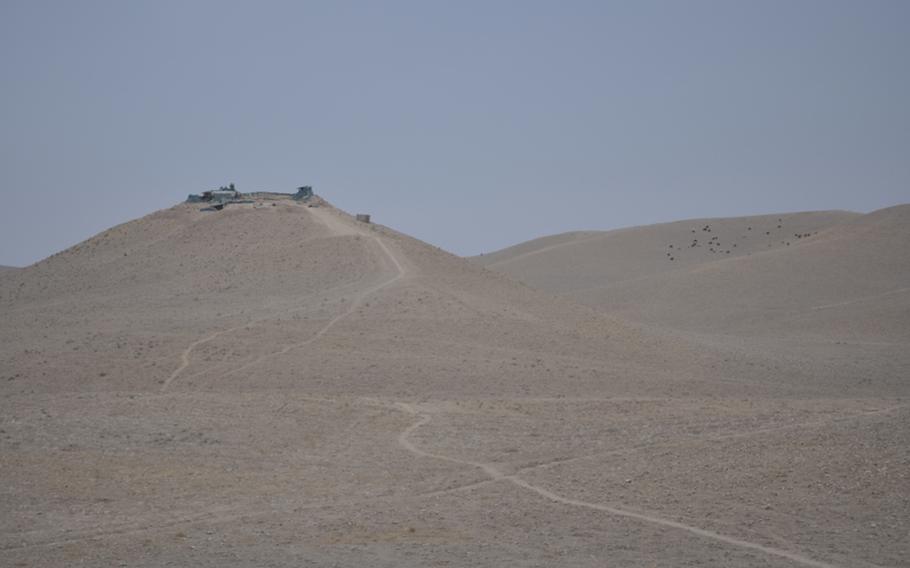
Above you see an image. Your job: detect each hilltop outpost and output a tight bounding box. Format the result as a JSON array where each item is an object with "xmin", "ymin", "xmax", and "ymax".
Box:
[{"xmin": 187, "ymin": 184, "xmax": 314, "ymax": 209}]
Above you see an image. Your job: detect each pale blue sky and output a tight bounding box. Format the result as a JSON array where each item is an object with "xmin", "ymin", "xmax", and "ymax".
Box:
[{"xmin": 2, "ymin": 0, "xmax": 908, "ymax": 266}]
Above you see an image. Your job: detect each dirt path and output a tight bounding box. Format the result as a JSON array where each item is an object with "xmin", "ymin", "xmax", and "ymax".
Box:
[
  {"xmin": 212, "ymin": 209, "xmax": 407, "ymax": 380},
  {"xmin": 159, "ymin": 207, "xmax": 407, "ymax": 393},
  {"xmin": 159, "ymin": 324, "xmax": 248, "ymax": 392},
  {"xmin": 127, "ymin": 207, "xmax": 872, "ymax": 566},
  {"xmin": 393, "ymin": 402, "xmax": 845, "ymax": 568},
  {"xmin": 8, "ymin": 396, "xmax": 899, "ymax": 560}
]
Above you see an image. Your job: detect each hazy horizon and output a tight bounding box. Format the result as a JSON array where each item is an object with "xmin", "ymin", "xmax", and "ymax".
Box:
[{"xmin": 2, "ymin": 0, "xmax": 909, "ymax": 267}]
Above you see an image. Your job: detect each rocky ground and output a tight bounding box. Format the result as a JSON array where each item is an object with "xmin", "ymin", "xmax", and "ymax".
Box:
[{"xmin": 1, "ymin": 199, "xmax": 907, "ymax": 567}]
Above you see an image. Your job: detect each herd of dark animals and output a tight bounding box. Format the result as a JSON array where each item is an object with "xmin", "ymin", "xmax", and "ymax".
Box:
[{"xmin": 665, "ymin": 218, "xmax": 819, "ymax": 261}]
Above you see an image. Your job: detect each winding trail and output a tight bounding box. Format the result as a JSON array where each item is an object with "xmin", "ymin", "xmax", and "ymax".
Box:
[
  {"xmin": 394, "ymin": 402, "xmax": 844, "ymax": 568},
  {"xmin": 159, "ymin": 324, "xmax": 249, "ymax": 392},
  {"xmin": 8, "ymin": 396, "xmax": 899, "ymax": 559},
  {"xmin": 151, "ymin": 205, "xmax": 865, "ymax": 567},
  {"xmin": 160, "ymin": 207, "xmax": 406, "ymax": 393},
  {"xmin": 396, "ymin": 403, "xmax": 504, "ymax": 480},
  {"xmin": 215, "ymin": 235, "xmax": 404, "ymax": 381}
]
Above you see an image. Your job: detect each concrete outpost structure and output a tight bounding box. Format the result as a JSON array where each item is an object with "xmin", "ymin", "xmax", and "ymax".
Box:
[{"xmin": 187, "ymin": 185, "xmax": 314, "ymax": 209}]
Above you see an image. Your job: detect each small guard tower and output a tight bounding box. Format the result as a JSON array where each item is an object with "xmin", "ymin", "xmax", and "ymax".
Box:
[{"xmin": 294, "ymin": 186, "xmax": 314, "ymax": 200}]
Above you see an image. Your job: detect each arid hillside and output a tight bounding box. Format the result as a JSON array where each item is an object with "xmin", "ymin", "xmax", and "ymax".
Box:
[
  {"xmin": 477, "ymin": 206, "xmax": 910, "ymax": 353},
  {"xmin": 0, "ymin": 199, "xmax": 703, "ymax": 398},
  {"xmin": 474, "ymin": 210, "xmax": 860, "ymax": 296},
  {"xmin": 2, "ymin": 198, "xmax": 907, "ymax": 567}
]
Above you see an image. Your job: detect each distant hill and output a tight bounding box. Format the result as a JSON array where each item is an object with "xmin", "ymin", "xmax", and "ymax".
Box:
[
  {"xmin": 474, "ymin": 210, "xmax": 859, "ymax": 294},
  {"xmin": 473, "ymin": 205, "xmax": 910, "ymax": 352},
  {"xmin": 474, "ymin": 207, "xmax": 910, "ymax": 343}
]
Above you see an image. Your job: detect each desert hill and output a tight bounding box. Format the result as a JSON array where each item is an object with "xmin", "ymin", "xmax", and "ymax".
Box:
[
  {"xmin": 0, "ymin": 198, "xmax": 700, "ymax": 397},
  {"xmin": 2, "ymin": 198, "xmax": 907, "ymax": 567},
  {"xmin": 476, "ymin": 205, "xmax": 910, "ymax": 398},
  {"xmin": 579, "ymin": 206, "xmax": 910, "ymax": 341},
  {"xmin": 474, "ymin": 210, "xmax": 860, "ymax": 294},
  {"xmin": 475, "ymin": 207, "xmax": 910, "ymax": 340}
]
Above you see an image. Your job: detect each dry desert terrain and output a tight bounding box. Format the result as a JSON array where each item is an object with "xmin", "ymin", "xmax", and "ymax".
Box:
[{"xmin": 1, "ymin": 198, "xmax": 908, "ymax": 567}]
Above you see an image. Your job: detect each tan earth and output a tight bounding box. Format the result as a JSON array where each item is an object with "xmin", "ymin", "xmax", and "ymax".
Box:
[{"xmin": 1, "ymin": 198, "xmax": 907, "ymax": 567}]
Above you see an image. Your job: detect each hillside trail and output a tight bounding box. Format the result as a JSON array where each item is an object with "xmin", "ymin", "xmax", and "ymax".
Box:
[
  {"xmin": 150, "ymin": 205, "xmax": 866, "ymax": 566},
  {"xmin": 8, "ymin": 395, "xmax": 901, "ymax": 557},
  {"xmin": 308, "ymin": 205, "xmax": 408, "ymax": 279},
  {"xmin": 159, "ymin": 205, "xmax": 408, "ymax": 393},
  {"xmin": 393, "ymin": 402, "xmax": 847, "ymax": 568},
  {"xmin": 210, "ymin": 207, "xmax": 408, "ymax": 381}
]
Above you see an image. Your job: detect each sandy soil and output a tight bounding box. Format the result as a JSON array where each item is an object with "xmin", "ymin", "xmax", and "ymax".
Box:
[
  {"xmin": 477, "ymin": 207, "xmax": 910, "ymax": 402},
  {"xmin": 1, "ymin": 199, "xmax": 907, "ymax": 567}
]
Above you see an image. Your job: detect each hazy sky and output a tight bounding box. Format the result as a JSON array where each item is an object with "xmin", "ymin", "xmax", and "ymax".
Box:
[{"xmin": 2, "ymin": 0, "xmax": 908, "ymax": 266}]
